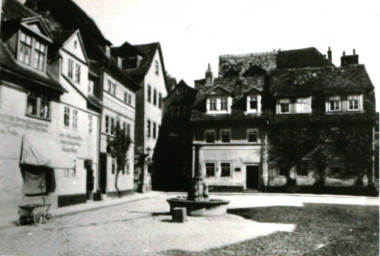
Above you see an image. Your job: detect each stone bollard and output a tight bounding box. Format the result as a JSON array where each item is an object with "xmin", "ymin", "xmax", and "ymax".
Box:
[{"xmin": 172, "ymin": 207, "xmax": 187, "ymax": 223}]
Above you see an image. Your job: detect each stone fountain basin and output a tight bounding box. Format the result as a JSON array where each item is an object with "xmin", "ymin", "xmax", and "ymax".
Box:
[{"xmin": 167, "ymin": 197, "xmax": 230, "ymax": 217}]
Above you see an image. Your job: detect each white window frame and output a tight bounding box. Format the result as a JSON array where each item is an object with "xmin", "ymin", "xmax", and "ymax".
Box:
[
  {"xmin": 88, "ymin": 80, "xmax": 94, "ymax": 94},
  {"xmin": 147, "ymin": 119, "xmax": 151, "ymax": 138},
  {"xmin": 220, "ymin": 162, "xmax": 232, "ymax": 178},
  {"xmin": 72, "ymin": 109, "xmax": 78, "ymax": 130},
  {"xmin": 74, "ymin": 63, "xmax": 81, "ymax": 83},
  {"xmin": 64, "ymin": 107, "xmax": 70, "ymax": 127},
  {"xmin": 278, "ymin": 99, "xmax": 290, "ymax": 114},
  {"xmin": 209, "ymin": 98, "xmax": 217, "ymax": 111},
  {"xmin": 220, "ymin": 97, "xmax": 228, "ymax": 111},
  {"xmin": 205, "ymin": 162, "xmax": 216, "ymax": 177},
  {"xmin": 247, "ymin": 129, "xmax": 259, "ymax": 143},
  {"xmin": 155, "ymin": 60, "xmax": 159, "ymax": 75},
  {"xmin": 88, "ymin": 115, "xmax": 93, "ymax": 133},
  {"xmin": 327, "ymin": 96, "xmax": 341, "ymax": 112},
  {"xmin": 347, "ymin": 95, "xmax": 362, "ymax": 111},
  {"xmin": 220, "ymin": 129, "xmax": 231, "ymax": 143},
  {"xmin": 205, "ymin": 130, "xmax": 216, "ymax": 143},
  {"xmin": 247, "ymin": 95, "xmax": 260, "ymax": 113},
  {"xmin": 295, "ymin": 97, "xmax": 311, "ymax": 113},
  {"xmin": 18, "ymin": 31, "xmax": 47, "ymax": 72},
  {"xmin": 26, "ymin": 91, "xmax": 50, "ymax": 119}
]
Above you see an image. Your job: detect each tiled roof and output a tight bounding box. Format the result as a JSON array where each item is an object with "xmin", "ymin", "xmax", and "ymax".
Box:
[
  {"xmin": 0, "ymin": 41, "xmax": 65, "ymax": 93},
  {"xmin": 218, "ymin": 47, "xmax": 333, "ymax": 78},
  {"xmin": 24, "ymin": 0, "xmax": 139, "ymax": 91},
  {"xmin": 2, "ymin": 0, "xmax": 37, "ymax": 21},
  {"xmin": 124, "ymin": 42, "xmax": 160, "ymax": 82},
  {"xmin": 270, "ymin": 65, "xmax": 374, "ymax": 96}
]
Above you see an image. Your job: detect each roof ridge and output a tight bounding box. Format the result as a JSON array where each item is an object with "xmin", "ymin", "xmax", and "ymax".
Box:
[{"xmin": 219, "ymin": 47, "xmax": 319, "ymax": 59}]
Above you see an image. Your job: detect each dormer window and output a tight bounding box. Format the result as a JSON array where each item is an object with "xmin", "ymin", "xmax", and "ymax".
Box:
[
  {"xmin": 209, "ymin": 98, "xmax": 217, "ymax": 111},
  {"xmin": 295, "ymin": 97, "xmax": 311, "ymax": 113},
  {"xmin": 220, "ymin": 97, "xmax": 228, "ymax": 111},
  {"xmin": 347, "ymin": 95, "xmax": 362, "ymax": 111},
  {"xmin": 207, "ymin": 96, "xmax": 231, "ymax": 113},
  {"xmin": 18, "ymin": 31, "xmax": 47, "ymax": 72},
  {"xmin": 327, "ymin": 96, "xmax": 341, "ymax": 112},
  {"xmin": 246, "ymin": 95, "xmax": 261, "ymax": 113},
  {"xmin": 279, "ymin": 99, "xmax": 290, "ymax": 114}
]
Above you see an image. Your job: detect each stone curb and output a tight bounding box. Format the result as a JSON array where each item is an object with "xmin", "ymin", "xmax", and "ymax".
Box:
[{"xmin": 0, "ymin": 192, "xmax": 163, "ymax": 230}]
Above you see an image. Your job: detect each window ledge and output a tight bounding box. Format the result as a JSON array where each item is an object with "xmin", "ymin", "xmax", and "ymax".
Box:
[{"xmin": 25, "ymin": 114, "xmax": 51, "ymax": 122}]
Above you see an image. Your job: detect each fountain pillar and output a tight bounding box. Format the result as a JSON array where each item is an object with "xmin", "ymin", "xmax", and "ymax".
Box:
[{"xmin": 188, "ymin": 144, "xmax": 209, "ymax": 201}]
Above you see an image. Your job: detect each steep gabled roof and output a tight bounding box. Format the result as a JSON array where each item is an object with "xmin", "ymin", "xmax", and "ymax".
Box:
[
  {"xmin": 119, "ymin": 42, "xmax": 168, "ymax": 90},
  {"xmin": 165, "ymin": 80, "xmax": 198, "ymax": 106},
  {"xmin": 24, "ymin": 0, "xmax": 139, "ymax": 91},
  {"xmin": 123, "ymin": 42, "xmax": 159, "ymax": 81},
  {"xmin": 270, "ymin": 65, "xmax": 374, "ymax": 96}
]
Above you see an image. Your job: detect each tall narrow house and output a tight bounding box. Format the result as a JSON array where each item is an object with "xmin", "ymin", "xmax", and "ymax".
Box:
[
  {"xmin": 26, "ymin": 0, "xmax": 140, "ymax": 197},
  {"xmin": 112, "ymin": 42, "xmax": 168, "ymax": 191}
]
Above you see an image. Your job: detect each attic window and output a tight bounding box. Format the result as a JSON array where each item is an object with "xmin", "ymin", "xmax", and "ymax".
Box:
[
  {"xmin": 155, "ymin": 60, "xmax": 159, "ymax": 75},
  {"xmin": 74, "ymin": 41, "xmax": 77, "ymax": 49},
  {"xmin": 327, "ymin": 96, "xmax": 341, "ymax": 112},
  {"xmin": 347, "ymin": 95, "xmax": 362, "ymax": 111},
  {"xmin": 279, "ymin": 99, "xmax": 290, "ymax": 114},
  {"xmin": 220, "ymin": 97, "xmax": 228, "ymax": 110},
  {"xmin": 18, "ymin": 31, "xmax": 47, "ymax": 72}
]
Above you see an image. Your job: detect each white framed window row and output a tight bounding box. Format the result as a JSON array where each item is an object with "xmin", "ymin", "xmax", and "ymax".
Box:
[
  {"xmin": 277, "ymin": 97, "xmax": 312, "ymax": 114},
  {"xmin": 205, "ymin": 161, "xmax": 233, "ymax": 178},
  {"xmin": 63, "ymin": 106, "xmax": 79, "ymax": 129},
  {"xmin": 206, "ymin": 96, "xmax": 231, "ymax": 113},
  {"xmin": 18, "ymin": 30, "xmax": 47, "ymax": 72},
  {"xmin": 326, "ymin": 95, "xmax": 363, "ymax": 113},
  {"xmin": 67, "ymin": 58, "xmax": 81, "ymax": 84}
]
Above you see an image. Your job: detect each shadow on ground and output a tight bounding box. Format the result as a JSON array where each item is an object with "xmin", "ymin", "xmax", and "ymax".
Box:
[{"xmin": 162, "ymin": 203, "xmax": 379, "ymax": 256}]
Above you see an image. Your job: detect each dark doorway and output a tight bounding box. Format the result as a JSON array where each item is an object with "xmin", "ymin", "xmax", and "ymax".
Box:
[
  {"xmin": 246, "ymin": 165, "xmax": 259, "ymax": 190},
  {"xmin": 99, "ymin": 153, "xmax": 107, "ymax": 194}
]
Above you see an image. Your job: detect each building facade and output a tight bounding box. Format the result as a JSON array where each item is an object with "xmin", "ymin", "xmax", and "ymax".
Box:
[
  {"xmin": 0, "ymin": 0, "xmax": 102, "ymax": 208},
  {"xmin": 153, "ymin": 80, "xmax": 197, "ymax": 191},
  {"xmin": 192, "ymin": 65, "xmax": 270, "ymax": 191},
  {"xmin": 191, "ymin": 47, "xmax": 377, "ymax": 193},
  {"xmin": 25, "ymin": 0, "xmax": 140, "ymax": 198},
  {"xmin": 112, "ymin": 42, "xmax": 168, "ymax": 191}
]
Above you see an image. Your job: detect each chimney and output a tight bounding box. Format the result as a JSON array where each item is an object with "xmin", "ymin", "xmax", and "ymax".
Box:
[
  {"xmin": 340, "ymin": 49, "xmax": 359, "ymax": 67},
  {"xmin": 205, "ymin": 63, "xmax": 213, "ymax": 86},
  {"xmin": 327, "ymin": 47, "xmax": 332, "ymax": 62}
]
